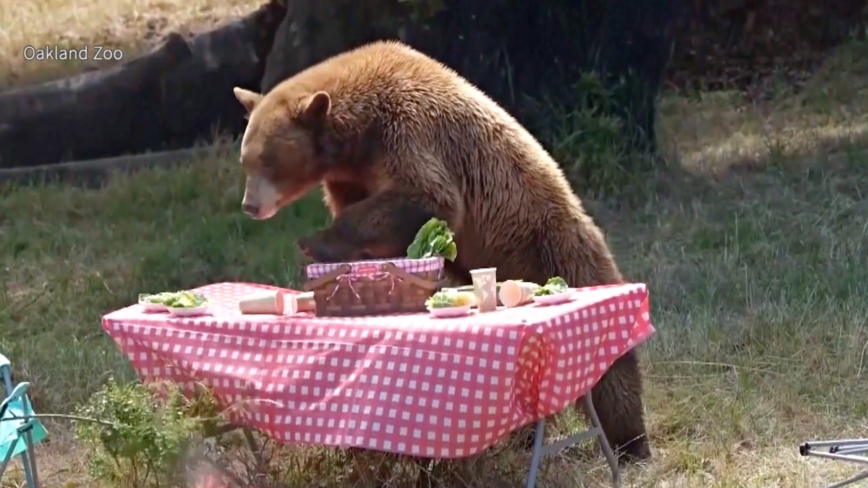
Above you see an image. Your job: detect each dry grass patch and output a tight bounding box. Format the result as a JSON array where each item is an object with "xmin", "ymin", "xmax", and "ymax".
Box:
[
  {"xmin": 0, "ymin": 0, "xmax": 262, "ymax": 87},
  {"xmin": 659, "ymin": 41, "xmax": 868, "ymax": 173}
]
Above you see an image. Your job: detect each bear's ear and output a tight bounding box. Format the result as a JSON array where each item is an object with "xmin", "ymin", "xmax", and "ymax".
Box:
[
  {"xmin": 233, "ymin": 87, "xmax": 263, "ymax": 116},
  {"xmin": 298, "ymin": 91, "xmax": 331, "ymax": 126}
]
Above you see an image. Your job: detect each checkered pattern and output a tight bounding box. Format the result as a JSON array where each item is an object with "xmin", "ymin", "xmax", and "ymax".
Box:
[
  {"xmin": 102, "ymin": 282, "xmax": 655, "ymax": 458},
  {"xmin": 306, "ymin": 257, "xmax": 444, "ymax": 280}
]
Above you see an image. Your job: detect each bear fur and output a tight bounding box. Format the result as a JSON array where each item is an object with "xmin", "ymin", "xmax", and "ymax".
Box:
[{"xmin": 233, "ymin": 40, "xmax": 651, "ymax": 462}]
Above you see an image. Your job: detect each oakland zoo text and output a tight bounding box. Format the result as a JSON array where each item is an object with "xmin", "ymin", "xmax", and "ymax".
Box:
[{"xmin": 22, "ymin": 45, "xmax": 124, "ymax": 61}]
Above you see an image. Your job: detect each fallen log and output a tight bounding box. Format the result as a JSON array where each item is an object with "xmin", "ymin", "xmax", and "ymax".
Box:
[
  {"xmin": 0, "ymin": 0, "xmax": 286, "ymax": 169},
  {"xmin": 0, "ymin": 145, "xmax": 238, "ymax": 188}
]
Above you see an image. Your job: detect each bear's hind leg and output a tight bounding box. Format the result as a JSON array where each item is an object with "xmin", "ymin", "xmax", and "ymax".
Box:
[{"xmin": 580, "ymin": 348, "xmax": 651, "ymax": 463}]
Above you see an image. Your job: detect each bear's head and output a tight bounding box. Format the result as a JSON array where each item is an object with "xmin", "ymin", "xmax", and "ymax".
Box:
[{"xmin": 232, "ymin": 86, "xmax": 332, "ymax": 220}]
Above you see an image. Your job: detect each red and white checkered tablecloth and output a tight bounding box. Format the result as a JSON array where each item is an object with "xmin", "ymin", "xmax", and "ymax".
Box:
[{"xmin": 102, "ymin": 282, "xmax": 655, "ymax": 459}]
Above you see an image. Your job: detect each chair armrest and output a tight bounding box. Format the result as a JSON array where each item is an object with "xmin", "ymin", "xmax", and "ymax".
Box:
[{"xmin": 0, "ymin": 382, "xmax": 31, "ymax": 418}]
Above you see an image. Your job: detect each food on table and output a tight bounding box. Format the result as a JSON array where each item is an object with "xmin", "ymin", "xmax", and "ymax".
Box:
[
  {"xmin": 499, "ymin": 280, "xmax": 541, "ymax": 307},
  {"xmin": 139, "ymin": 292, "xmax": 172, "ymax": 304},
  {"xmin": 139, "ymin": 291, "xmax": 207, "ymax": 308},
  {"xmin": 239, "ymin": 290, "xmax": 285, "ymax": 315},
  {"xmin": 425, "ymin": 290, "xmax": 475, "ymax": 309},
  {"xmin": 406, "ymin": 218, "xmax": 458, "ymax": 261},
  {"xmin": 532, "ymin": 277, "xmax": 569, "ymax": 296},
  {"xmin": 290, "ymin": 291, "xmax": 316, "ymax": 314}
]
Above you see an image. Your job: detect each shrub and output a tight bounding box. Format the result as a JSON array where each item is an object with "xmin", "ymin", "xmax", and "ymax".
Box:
[
  {"xmin": 533, "ymin": 72, "xmax": 661, "ymax": 199},
  {"xmin": 74, "ymin": 378, "xmax": 221, "ymax": 488}
]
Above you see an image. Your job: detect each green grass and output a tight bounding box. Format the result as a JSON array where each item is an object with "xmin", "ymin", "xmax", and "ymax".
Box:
[
  {"xmin": 0, "ymin": 149, "xmax": 332, "ymax": 411},
  {"xmin": 5, "ymin": 40, "xmax": 868, "ymax": 488},
  {"xmin": 4, "ymin": 144, "xmax": 868, "ymax": 487}
]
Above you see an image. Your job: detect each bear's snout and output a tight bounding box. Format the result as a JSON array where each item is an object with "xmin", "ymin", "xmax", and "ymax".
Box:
[
  {"xmin": 241, "ymin": 203, "xmax": 260, "ymax": 217},
  {"xmin": 241, "ymin": 175, "xmax": 282, "ymax": 220}
]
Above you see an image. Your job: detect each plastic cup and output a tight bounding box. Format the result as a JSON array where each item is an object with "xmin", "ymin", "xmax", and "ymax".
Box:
[
  {"xmin": 470, "ymin": 268, "xmax": 498, "ymax": 312},
  {"xmin": 239, "ymin": 290, "xmax": 285, "ymax": 315},
  {"xmin": 499, "ymin": 280, "xmax": 539, "ymax": 308}
]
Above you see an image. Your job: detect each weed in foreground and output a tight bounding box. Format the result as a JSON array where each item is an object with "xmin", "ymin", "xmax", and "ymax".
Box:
[{"xmin": 74, "ymin": 379, "xmax": 212, "ymax": 487}]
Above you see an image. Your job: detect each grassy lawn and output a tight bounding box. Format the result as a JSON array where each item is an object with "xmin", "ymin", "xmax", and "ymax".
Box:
[{"xmin": 4, "ymin": 2, "xmax": 868, "ymax": 486}]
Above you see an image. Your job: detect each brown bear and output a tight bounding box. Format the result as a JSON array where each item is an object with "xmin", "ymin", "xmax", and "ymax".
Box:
[{"xmin": 232, "ymin": 40, "xmax": 651, "ymax": 462}]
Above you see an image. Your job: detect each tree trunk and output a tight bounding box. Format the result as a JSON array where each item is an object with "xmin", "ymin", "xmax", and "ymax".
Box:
[
  {"xmin": 261, "ymin": 0, "xmax": 679, "ymax": 157},
  {"xmin": 260, "ymin": 0, "xmax": 403, "ymax": 93},
  {"xmin": 0, "ymin": 0, "xmax": 286, "ymax": 169}
]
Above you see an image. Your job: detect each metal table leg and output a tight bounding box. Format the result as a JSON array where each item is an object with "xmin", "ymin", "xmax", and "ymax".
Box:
[
  {"xmin": 822, "ymin": 469, "xmax": 868, "ymax": 488},
  {"xmin": 524, "ymin": 395, "xmax": 621, "ymax": 488},
  {"xmin": 525, "ymin": 419, "xmax": 547, "ymax": 488},
  {"xmin": 583, "ymin": 394, "xmax": 620, "ymax": 486}
]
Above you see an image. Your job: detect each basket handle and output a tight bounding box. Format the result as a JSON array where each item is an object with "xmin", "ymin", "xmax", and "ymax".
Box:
[
  {"xmin": 380, "ymin": 262, "xmax": 442, "ymax": 291},
  {"xmin": 303, "ymin": 264, "xmax": 352, "ymax": 292}
]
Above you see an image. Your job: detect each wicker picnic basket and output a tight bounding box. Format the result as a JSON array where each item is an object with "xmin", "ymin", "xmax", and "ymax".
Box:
[{"xmin": 303, "ymin": 257, "xmax": 445, "ymax": 317}]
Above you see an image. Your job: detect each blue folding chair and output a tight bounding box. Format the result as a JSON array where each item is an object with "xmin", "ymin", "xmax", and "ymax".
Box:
[{"xmin": 0, "ymin": 354, "xmax": 47, "ymax": 487}]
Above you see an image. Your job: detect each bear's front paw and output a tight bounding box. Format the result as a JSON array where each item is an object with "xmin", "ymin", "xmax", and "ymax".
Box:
[
  {"xmin": 296, "ymin": 235, "xmax": 321, "ymax": 261},
  {"xmin": 296, "ymin": 241, "xmax": 314, "ymax": 261},
  {"xmin": 297, "ymin": 234, "xmax": 355, "ymax": 263}
]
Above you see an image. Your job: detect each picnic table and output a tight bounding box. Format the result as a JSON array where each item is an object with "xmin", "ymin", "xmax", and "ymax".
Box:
[{"xmin": 102, "ymin": 282, "xmax": 655, "ymax": 488}]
